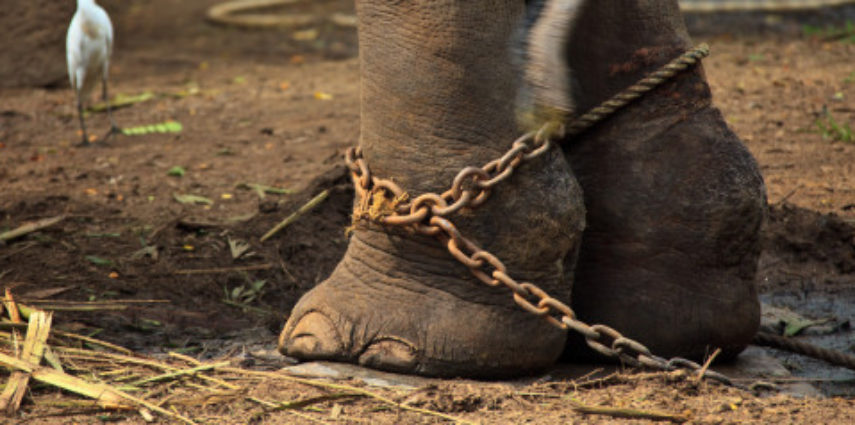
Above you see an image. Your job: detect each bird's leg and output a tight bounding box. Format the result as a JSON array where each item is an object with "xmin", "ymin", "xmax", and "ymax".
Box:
[
  {"xmin": 76, "ymin": 96, "xmax": 91, "ymax": 147},
  {"xmin": 100, "ymin": 73, "xmax": 120, "ymax": 143}
]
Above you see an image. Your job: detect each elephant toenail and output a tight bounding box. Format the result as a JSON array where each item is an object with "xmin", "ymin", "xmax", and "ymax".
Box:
[
  {"xmin": 358, "ymin": 338, "xmax": 417, "ymax": 373},
  {"xmin": 280, "ymin": 312, "xmax": 344, "ymax": 359}
]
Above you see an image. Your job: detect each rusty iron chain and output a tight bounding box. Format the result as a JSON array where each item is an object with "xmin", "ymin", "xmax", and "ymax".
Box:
[
  {"xmin": 345, "ymin": 45, "xmax": 741, "ymax": 387},
  {"xmin": 346, "ymin": 122, "xmax": 558, "ymax": 227}
]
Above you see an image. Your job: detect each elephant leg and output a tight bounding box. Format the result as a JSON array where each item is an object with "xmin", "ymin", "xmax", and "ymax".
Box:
[
  {"xmin": 278, "ymin": 0, "xmax": 586, "ymax": 378},
  {"xmin": 543, "ymin": 0, "xmax": 766, "ymax": 360}
]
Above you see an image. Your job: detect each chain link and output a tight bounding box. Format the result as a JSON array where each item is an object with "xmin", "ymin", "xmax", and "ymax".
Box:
[
  {"xmin": 346, "ymin": 125, "xmax": 555, "ymax": 226},
  {"xmin": 345, "ymin": 45, "xmax": 738, "ymax": 387}
]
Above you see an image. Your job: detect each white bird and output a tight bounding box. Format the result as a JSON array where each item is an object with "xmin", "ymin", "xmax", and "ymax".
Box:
[{"xmin": 66, "ymin": 0, "xmax": 118, "ymax": 146}]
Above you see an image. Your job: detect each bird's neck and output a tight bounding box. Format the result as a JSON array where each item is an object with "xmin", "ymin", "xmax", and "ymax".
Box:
[{"xmin": 77, "ymin": 0, "xmax": 97, "ymax": 10}]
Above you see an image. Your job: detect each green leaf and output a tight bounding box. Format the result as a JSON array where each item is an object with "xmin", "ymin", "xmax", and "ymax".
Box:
[
  {"xmin": 121, "ymin": 121, "xmax": 183, "ymax": 136},
  {"xmin": 167, "ymin": 166, "xmax": 186, "ymax": 177},
  {"xmin": 784, "ymin": 318, "xmax": 832, "ymax": 337},
  {"xmin": 130, "ymin": 245, "xmax": 158, "ymax": 261},
  {"xmin": 173, "ymin": 193, "xmax": 214, "ymax": 205},
  {"xmin": 228, "ymin": 238, "xmax": 251, "ymax": 259},
  {"xmin": 141, "ymin": 318, "xmax": 162, "ymax": 327},
  {"xmin": 85, "ymin": 232, "xmax": 121, "ymax": 238},
  {"xmin": 231, "ymin": 287, "xmax": 244, "ymax": 300},
  {"xmin": 236, "ymin": 182, "xmax": 292, "ymax": 199},
  {"xmin": 85, "ymin": 255, "xmax": 113, "ymax": 266},
  {"xmin": 251, "ymin": 280, "xmax": 266, "ymax": 292}
]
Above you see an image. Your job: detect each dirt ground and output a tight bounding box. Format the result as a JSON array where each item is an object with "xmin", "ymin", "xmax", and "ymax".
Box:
[{"xmin": 2, "ymin": 1, "xmax": 855, "ymax": 423}]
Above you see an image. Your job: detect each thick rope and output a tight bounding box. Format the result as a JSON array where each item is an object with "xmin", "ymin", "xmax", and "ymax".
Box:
[
  {"xmin": 564, "ymin": 44, "xmax": 710, "ymax": 137},
  {"xmin": 680, "ymin": 0, "xmax": 855, "ymax": 12},
  {"xmin": 754, "ymin": 331, "xmax": 855, "ymax": 371},
  {"xmin": 206, "ymin": 0, "xmax": 356, "ymax": 29},
  {"xmin": 557, "ymin": 44, "xmax": 855, "ymax": 377}
]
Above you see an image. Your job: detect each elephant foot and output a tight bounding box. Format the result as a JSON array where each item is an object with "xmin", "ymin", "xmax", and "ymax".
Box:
[
  {"xmin": 278, "ymin": 0, "xmax": 587, "ymax": 378},
  {"xmin": 279, "ymin": 228, "xmax": 569, "ymax": 378}
]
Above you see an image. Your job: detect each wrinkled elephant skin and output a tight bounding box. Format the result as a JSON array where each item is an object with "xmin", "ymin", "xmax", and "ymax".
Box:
[
  {"xmin": 556, "ymin": 0, "xmax": 765, "ymax": 360},
  {"xmin": 279, "ymin": 0, "xmax": 586, "ymax": 378},
  {"xmin": 279, "ymin": 0, "xmax": 765, "ymax": 377}
]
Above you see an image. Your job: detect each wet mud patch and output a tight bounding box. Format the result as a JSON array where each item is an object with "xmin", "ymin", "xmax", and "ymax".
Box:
[{"xmin": 759, "ymin": 203, "xmax": 855, "ymax": 395}]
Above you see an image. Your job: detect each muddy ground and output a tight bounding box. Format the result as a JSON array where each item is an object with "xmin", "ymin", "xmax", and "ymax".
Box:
[{"xmin": 1, "ymin": 1, "xmax": 855, "ymax": 423}]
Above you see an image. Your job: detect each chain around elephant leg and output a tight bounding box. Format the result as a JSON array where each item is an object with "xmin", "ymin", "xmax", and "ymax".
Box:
[{"xmin": 343, "ymin": 45, "xmax": 754, "ymax": 387}]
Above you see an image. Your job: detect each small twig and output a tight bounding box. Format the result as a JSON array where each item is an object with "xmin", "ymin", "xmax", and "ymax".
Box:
[
  {"xmin": 54, "ymin": 353, "xmax": 131, "ymax": 364},
  {"xmin": 694, "ymin": 347, "xmax": 722, "ymax": 384},
  {"xmin": 570, "ymin": 398, "xmax": 688, "ymax": 423},
  {"xmin": 167, "ymin": 388, "xmax": 244, "ymax": 407},
  {"xmin": 43, "ymin": 346, "xmax": 63, "ymax": 372},
  {"xmin": 224, "ymin": 367, "xmax": 474, "ymax": 424},
  {"xmin": 573, "ymin": 367, "xmax": 605, "ymax": 384},
  {"xmin": 278, "ymin": 258, "xmax": 298, "ymax": 283},
  {"xmin": 221, "ymin": 299, "xmax": 276, "ymax": 316},
  {"xmin": 53, "ymin": 347, "xmax": 173, "ymax": 371},
  {"xmin": 248, "ymin": 397, "xmax": 333, "ymax": 424},
  {"xmin": 99, "ymin": 368, "xmax": 133, "ymax": 377},
  {"xmin": 108, "ymin": 386, "xmax": 198, "ymax": 425},
  {"xmin": 571, "ymin": 371, "xmax": 622, "ymax": 389},
  {"xmin": 0, "ymin": 241, "xmax": 37, "ymax": 261},
  {"xmin": 167, "ymin": 352, "xmax": 242, "ymax": 390},
  {"xmin": 273, "ymin": 393, "xmax": 363, "ymax": 411},
  {"xmin": 184, "ymin": 381, "xmax": 228, "ymax": 393},
  {"xmin": 514, "ymin": 391, "xmax": 563, "ymax": 399},
  {"xmin": 778, "ymin": 187, "xmax": 799, "ymax": 204},
  {"xmin": 174, "ymin": 263, "xmax": 273, "ymax": 275},
  {"xmin": 12, "ymin": 302, "xmax": 127, "ymax": 316},
  {"xmin": 53, "ymin": 330, "xmax": 133, "ymax": 355},
  {"xmin": 129, "ymin": 361, "xmax": 230, "ymax": 386},
  {"xmin": 3, "ymin": 289, "xmax": 23, "ymax": 323},
  {"xmin": 0, "ymin": 215, "xmax": 65, "ymax": 243},
  {"xmin": 141, "ymin": 381, "xmax": 178, "ymax": 405},
  {"xmin": 155, "ymin": 392, "xmax": 179, "ymax": 409},
  {"xmin": 146, "ymin": 219, "xmax": 174, "ymax": 242},
  {"xmin": 168, "ymin": 351, "xmax": 203, "ymax": 365},
  {"xmin": 54, "ymin": 347, "xmax": 239, "ymax": 390},
  {"xmin": 35, "ymin": 305, "xmax": 128, "ymax": 312},
  {"xmin": 260, "ymin": 190, "xmax": 329, "ymax": 242},
  {"xmin": 18, "ymin": 299, "xmax": 170, "ymax": 305}
]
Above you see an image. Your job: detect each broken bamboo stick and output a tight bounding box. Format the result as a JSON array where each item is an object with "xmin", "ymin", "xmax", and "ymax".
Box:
[
  {"xmin": 0, "ymin": 216, "xmax": 65, "ymax": 243},
  {"xmin": 260, "ymin": 190, "xmax": 329, "ymax": 242}
]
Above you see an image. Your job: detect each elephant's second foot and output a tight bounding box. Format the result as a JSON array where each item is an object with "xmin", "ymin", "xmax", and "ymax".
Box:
[{"xmin": 279, "ymin": 230, "xmax": 568, "ymax": 378}]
